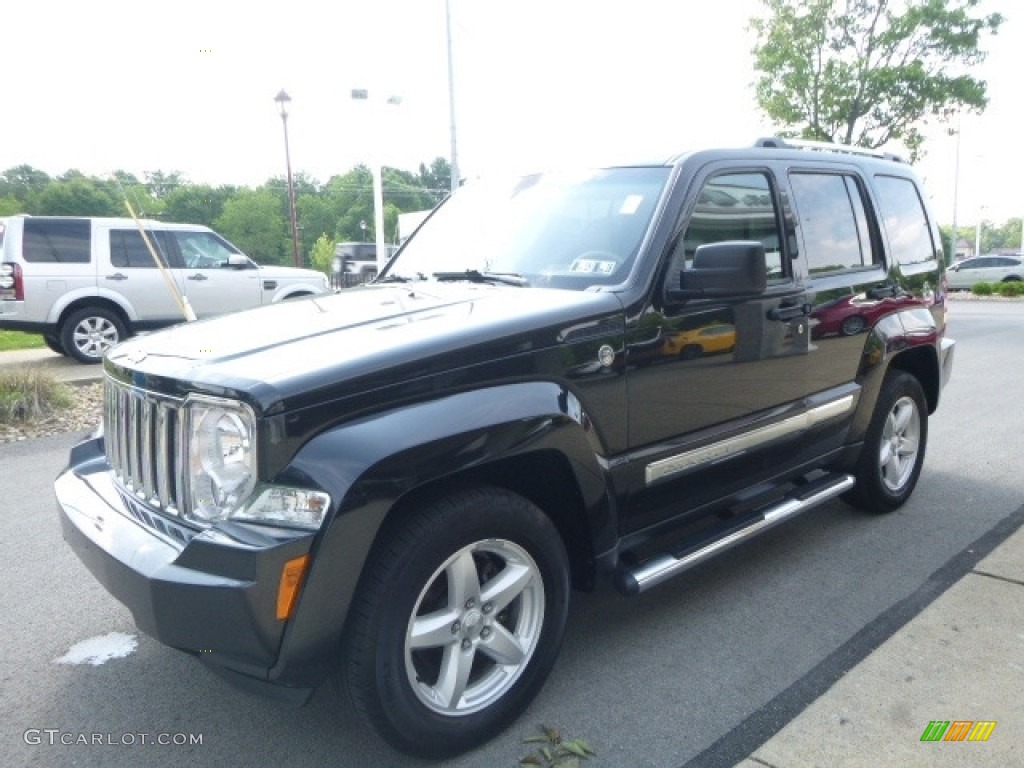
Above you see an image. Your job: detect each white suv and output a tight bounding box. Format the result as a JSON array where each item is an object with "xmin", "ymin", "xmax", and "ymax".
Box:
[{"xmin": 0, "ymin": 216, "xmax": 332, "ymax": 362}]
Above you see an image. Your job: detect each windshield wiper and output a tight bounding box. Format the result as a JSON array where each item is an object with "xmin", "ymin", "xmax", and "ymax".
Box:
[{"xmin": 432, "ymin": 270, "xmax": 529, "ymax": 287}]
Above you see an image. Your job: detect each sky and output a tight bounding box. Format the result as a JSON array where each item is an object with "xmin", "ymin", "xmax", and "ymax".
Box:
[{"xmin": 1, "ymin": 0, "xmax": 1020, "ymax": 226}]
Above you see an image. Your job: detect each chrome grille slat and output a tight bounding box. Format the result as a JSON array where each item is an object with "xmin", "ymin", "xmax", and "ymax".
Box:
[
  {"xmin": 156, "ymin": 403, "xmax": 171, "ymax": 510},
  {"xmin": 128, "ymin": 394, "xmax": 142, "ymax": 493},
  {"xmin": 104, "ymin": 377, "xmax": 185, "ymax": 518},
  {"xmin": 141, "ymin": 399, "xmax": 155, "ymax": 503}
]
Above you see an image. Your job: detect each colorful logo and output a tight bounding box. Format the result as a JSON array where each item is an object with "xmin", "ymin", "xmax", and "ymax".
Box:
[{"xmin": 920, "ymin": 720, "xmax": 997, "ymax": 742}]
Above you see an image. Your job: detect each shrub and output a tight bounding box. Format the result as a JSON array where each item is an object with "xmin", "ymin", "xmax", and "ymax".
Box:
[
  {"xmin": 997, "ymin": 280, "xmax": 1023, "ymax": 297},
  {"xmin": 971, "ymin": 282, "xmax": 993, "ymax": 296},
  {"xmin": 0, "ymin": 368, "xmax": 73, "ymax": 423}
]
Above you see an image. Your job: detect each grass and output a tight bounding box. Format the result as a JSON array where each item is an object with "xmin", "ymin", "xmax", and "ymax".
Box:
[
  {"xmin": 0, "ymin": 330, "xmax": 46, "ymax": 351},
  {"xmin": 0, "ymin": 368, "xmax": 72, "ymax": 423}
]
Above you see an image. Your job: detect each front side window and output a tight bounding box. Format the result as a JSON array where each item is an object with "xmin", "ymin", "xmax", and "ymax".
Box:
[
  {"xmin": 23, "ymin": 218, "xmax": 91, "ymax": 263},
  {"xmin": 873, "ymin": 175, "xmax": 937, "ymax": 266},
  {"xmin": 385, "ymin": 167, "xmax": 671, "ymax": 289},
  {"xmin": 789, "ymin": 173, "xmax": 874, "ymax": 274},
  {"xmin": 676, "ymin": 171, "xmax": 785, "ymax": 280},
  {"xmin": 174, "ymin": 231, "xmax": 241, "ymax": 268}
]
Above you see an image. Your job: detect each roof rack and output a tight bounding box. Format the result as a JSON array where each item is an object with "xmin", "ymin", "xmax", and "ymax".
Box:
[{"xmin": 754, "ymin": 137, "xmax": 905, "ymax": 163}]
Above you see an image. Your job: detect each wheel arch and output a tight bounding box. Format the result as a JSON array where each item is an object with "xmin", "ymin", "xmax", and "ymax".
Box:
[
  {"xmin": 268, "ymin": 383, "xmax": 614, "ymax": 686},
  {"xmin": 56, "ymin": 296, "xmax": 133, "ymax": 333}
]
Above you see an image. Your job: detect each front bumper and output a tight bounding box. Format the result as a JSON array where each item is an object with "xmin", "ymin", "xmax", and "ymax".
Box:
[
  {"xmin": 56, "ymin": 439, "xmax": 317, "ymax": 694},
  {"xmin": 940, "ymin": 336, "xmax": 955, "ymax": 391}
]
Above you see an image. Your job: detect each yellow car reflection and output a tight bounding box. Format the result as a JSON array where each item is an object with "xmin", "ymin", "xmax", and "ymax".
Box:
[{"xmin": 663, "ymin": 324, "xmax": 736, "ymax": 359}]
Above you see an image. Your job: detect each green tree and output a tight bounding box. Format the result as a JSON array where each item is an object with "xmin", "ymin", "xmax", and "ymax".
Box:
[
  {"xmin": 751, "ymin": 0, "xmax": 1004, "ymax": 158},
  {"xmin": 309, "ymin": 232, "xmax": 336, "ymax": 274},
  {"xmin": 1, "ymin": 165, "xmax": 51, "ymax": 203},
  {"xmin": 145, "ymin": 170, "xmax": 186, "ymax": 199},
  {"xmin": 213, "ymin": 188, "xmax": 288, "ymax": 264},
  {"xmin": 164, "ymin": 184, "xmax": 236, "ymax": 227},
  {"xmin": 418, "ymin": 157, "xmax": 453, "ymax": 201},
  {"xmin": 296, "ymin": 193, "xmax": 340, "ymax": 249},
  {"xmin": 31, "ymin": 178, "xmax": 121, "ymax": 216},
  {"xmin": 0, "ymin": 196, "xmax": 21, "ymax": 216}
]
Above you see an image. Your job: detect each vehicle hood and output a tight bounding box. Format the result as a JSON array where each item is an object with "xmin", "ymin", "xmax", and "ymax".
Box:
[{"xmin": 105, "ymin": 282, "xmax": 624, "ymax": 411}]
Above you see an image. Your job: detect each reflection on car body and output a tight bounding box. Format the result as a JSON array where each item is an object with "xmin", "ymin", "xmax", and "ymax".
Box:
[{"xmin": 810, "ymin": 286, "xmax": 927, "ymax": 338}]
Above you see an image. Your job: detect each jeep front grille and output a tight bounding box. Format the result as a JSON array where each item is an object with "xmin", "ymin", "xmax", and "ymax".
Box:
[{"xmin": 104, "ymin": 377, "xmax": 186, "ymax": 515}]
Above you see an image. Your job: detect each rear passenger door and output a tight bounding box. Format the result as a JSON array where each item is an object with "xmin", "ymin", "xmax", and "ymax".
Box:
[{"xmin": 103, "ymin": 228, "xmax": 188, "ymax": 326}]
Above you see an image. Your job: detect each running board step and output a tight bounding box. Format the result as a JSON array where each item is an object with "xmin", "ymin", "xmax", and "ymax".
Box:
[{"xmin": 614, "ymin": 472, "xmax": 855, "ymax": 595}]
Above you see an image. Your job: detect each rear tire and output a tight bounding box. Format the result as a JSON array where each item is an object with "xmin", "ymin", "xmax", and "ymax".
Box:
[
  {"xmin": 43, "ymin": 334, "xmax": 67, "ymax": 356},
  {"xmin": 342, "ymin": 485, "xmax": 570, "ymax": 758},
  {"xmin": 60, "ymin": 307, "xmax": 127, "ymax": 364},
  {"xmin": 843, "ymin": 371, "xmax": 927, "ymax": 513}
]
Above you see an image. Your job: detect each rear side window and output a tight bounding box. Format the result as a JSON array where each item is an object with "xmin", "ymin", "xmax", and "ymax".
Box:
[
  {"xmin": 109, "ymin": 229, "xmax": 181, "ymax": 268},
  {"xmin": 23, "ymin": 219, "xmax": 91, "ymax": 263},
  {"xmin": 873, "ymin": 175, "xmax": 937, "ymax": 266},
  {"xmin": 789, "ymin": 173, "xmax": 875, "ymax": 274}
]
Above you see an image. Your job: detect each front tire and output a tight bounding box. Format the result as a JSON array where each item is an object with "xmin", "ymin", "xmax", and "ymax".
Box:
[
  {"xmin": 342, "ymin": 486, "xmax": 570, "ymax": 758},
  {"xmin": 844, "ymin": 371, "xmax": 927, "ymax": 513},
  {"xmin": 60, "ymin": 307, "xmax": 127, "ymax": 364}
]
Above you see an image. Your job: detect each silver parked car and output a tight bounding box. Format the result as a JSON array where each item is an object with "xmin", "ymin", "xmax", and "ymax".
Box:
[
  {"xmin": 0, "ymin": 216, "xmax": 332, "ymax": 362},
  {"xmin": 946, "ymin": 254, "xmax": 1024, "ymax": 291}
]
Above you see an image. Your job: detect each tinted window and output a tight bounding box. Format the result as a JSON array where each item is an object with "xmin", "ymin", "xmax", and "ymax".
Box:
[
  {"xmin": 109, "ymin": 229, "xmax": 181, "ymax": 268},
  {"xmin": 23, "ymin": 218, "xmax": 91, "ymax": 263},
  {"xmin": 873, "ymin": 175, "xmax": 936, "ymax": 266},
  {"xmin": 789, "ymin": 173, "xmax": 874, "ymax": 273},
  {"xmin": 678, "ymin": 172, "xmax": 784, "ymax": 280}
]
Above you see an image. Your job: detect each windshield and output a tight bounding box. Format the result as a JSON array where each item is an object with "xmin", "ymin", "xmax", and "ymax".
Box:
[{"xmin": 383, "ymin": 167, "xmax": 671, "ymax": 290}]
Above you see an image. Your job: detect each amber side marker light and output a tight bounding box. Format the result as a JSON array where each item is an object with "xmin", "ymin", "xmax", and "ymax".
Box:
[{"xmin": 277, "ymin": 555, "xmax": 311, "ymax": 620}]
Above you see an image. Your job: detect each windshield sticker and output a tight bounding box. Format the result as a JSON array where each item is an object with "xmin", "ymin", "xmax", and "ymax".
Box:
[
  {"xmin": 570, "ymin": 259, "xmax": 617, "ymax": 274},
  {"xmin": 619, "ymin": 195, "xmax": 644, "ymax": 215}
]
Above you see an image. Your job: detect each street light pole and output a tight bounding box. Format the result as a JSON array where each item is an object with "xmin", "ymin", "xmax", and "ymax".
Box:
[
  {"xmin": 445, "ymin": 0, "xmax": 460, "ymax": 192},
  {"xmin": 274, "ymin": 89, "xmax": 302, "ymax": 268},
  {"xmin": 351, "ymin": 89, "xmax": 401, "ymax": 273}
]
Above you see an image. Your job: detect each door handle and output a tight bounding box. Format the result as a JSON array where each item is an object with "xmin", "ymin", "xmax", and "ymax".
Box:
[
  {"xmin": 767, "ymin": 303, "xmax": 811, "ymax": 321},
  {"xmin": 187, "ymin": 273, "xmax": 208, "ymax": 281},
  {"xmin": 105, "ymin": 273, "xmax": 127, "ymax": 281}
]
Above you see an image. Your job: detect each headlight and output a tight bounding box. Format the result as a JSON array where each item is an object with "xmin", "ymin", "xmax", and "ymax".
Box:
[
  {"xmin": 185, "ymin": 396, "xmax": 257, "ymax": 524},
  {"xmin": 230, "ymin": 485, "xmax": 331, "ymax": 530}
]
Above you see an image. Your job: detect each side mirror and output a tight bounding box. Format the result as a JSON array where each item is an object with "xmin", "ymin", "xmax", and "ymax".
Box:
[
  {"xmin": 227, "ymin": 254, "xmax": 251, "ymax": 268},
  {"xmin": 669, "ymin": 241, "xmax": 768, "ymax": 300}
]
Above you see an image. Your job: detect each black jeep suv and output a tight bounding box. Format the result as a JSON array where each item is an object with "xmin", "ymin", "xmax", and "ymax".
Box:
[{"xmin": 57, "ymin": 139, "xmax": 954, "ymax": 757}]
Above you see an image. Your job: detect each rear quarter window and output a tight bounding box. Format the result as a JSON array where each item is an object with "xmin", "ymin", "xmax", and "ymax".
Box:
[
  {"xmin": 872, "ymin": 175, "xmax": 937, "ymax": 266},
  {"xmin": 23, "ymin": 219, "xmax": 91, "ymax": 263}
]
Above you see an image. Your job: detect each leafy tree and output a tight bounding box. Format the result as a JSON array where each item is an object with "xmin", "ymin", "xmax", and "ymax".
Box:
[
  {"xmin": 31, "ymin": 178, "xmax": 121, "ymax": 216},
  {"xmin": 296, "ymin": 193, "xmax": 340, "ymax": 249},
  {"xmin": 309, "ymin": 233, "xmax": 336, "ymax": 274},
  {"xmin": 418, "ymin": 157, "xmax": 453, "ymax": 201},
  {"xmin": 213, "ymin": 188, "xmax": 288, "ymax": 264},
  {"xmin": 145, "ymin": 170, "xmax": 186, "ymax": 199},
  {"xmin": 751, "ymin": 0, "xmax": 1004, "ymax": 158},
  {"xmin": 164, "ymin": 184, "xmax": 235, "ymax": 227},
  {"xmin": 0, "ymin": 196, "xmax": 21, "ymax": 216},
  {"xmin": 1, "ymin": 165, "xmax": 51, "ymax": 203}
]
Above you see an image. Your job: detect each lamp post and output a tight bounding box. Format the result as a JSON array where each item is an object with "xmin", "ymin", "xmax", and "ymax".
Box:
[
  {"xmin": 274, "ymin": 89, "xmax": 302, "ymax": 268},
  {"xmin": 975, "ymin": 205, "xmax": 987, "ymax": 258},
  {"xmin": 351, "ymin": 89, "xmax": 402, "ymax": 272}
]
